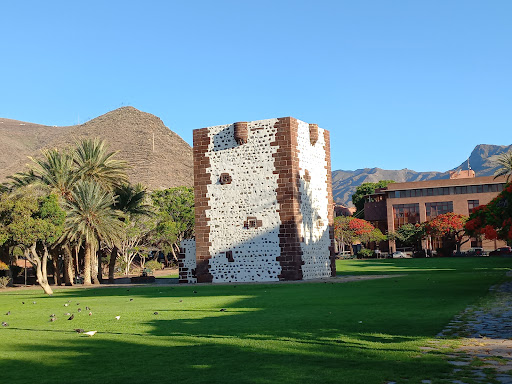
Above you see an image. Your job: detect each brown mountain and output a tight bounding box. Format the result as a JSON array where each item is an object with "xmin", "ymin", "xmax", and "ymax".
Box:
[
  {"xmin": 333, "ymin": 144, "xmax": 512, "ymax": 206},
  {"xmin": 0, "ymin": 107, "xmax": 193, "ymax": 190}
]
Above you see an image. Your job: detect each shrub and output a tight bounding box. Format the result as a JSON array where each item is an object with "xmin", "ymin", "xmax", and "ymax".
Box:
[
  {"xmin": 0, "ymin": 276, "xmax": 10, "ymax": 288},
  {"xmin": 357, "ymin": 249, "xmax": 374, "ymax": 259},
  {"xmin": 145, "ymin": 259, "xmax": 162, "ymax": 271}
]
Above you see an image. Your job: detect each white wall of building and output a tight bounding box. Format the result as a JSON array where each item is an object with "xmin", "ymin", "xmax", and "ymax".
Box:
[{"xmin": 296, "ymin": 121, "xmax": 332, "ymax": 279}]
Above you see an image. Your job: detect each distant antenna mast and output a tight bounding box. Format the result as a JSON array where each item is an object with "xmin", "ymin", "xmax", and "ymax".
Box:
[
  {"xmin": 152, "ymin": 132, "xmax": 155, "ymax": 152},
  {"xmin": 467, "ymin": 157, "xmax": 471, "ymax": 170}
]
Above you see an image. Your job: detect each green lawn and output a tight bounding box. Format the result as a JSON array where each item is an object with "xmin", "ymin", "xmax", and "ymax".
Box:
[{"xmin": 0, "ymin": 257, "xmax": 510, "ymax": 384}]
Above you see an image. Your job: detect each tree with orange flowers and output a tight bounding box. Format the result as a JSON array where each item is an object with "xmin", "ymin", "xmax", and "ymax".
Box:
[
  {"xmin": 334, "ymin": 216, "xmax": 385, "ymax": 254},
  {"xmin": 465, "ymin": 183, "xmax": 512, "ymax": 243},
  {"xmin": 424, "ymin": 212, "xmax": 469, "ymax": 254}
]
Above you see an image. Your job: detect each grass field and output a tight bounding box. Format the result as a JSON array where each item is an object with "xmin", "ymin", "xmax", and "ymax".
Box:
[{"xmin": 0, "ymin": 257, "xmax": 510, "ymax": 384}]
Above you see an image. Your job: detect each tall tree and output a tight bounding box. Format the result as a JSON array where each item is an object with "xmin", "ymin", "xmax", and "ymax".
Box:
[
  {"xmin": 61, "ymin": 181, "xmax": 124, "ymax": 285},
  {"xmin": 8, "ymin": 150, "xmax": 77, "ymax": 284},
  {"xmin": 334, "ymin": 216, "xmax": 383, "ymax": 254},
  {"xmin": 151, "ymin": 187, "xmax": 194, "ymax": 265},
  {"xmin": 425, "ymin": 212, "xmax": 469, "ymax": 254},
  {"xmin": 351, "ymin": 180, "xmax": 395, "ymax": 217},
  {"xmin": 387, "ymin": 223, "xmax": 424, "ymax": 250},
  {"xmin": 0, "ymin": 191, "xmax": 65, "ymax": 295},
  {"xmin": 73, "ymin": 138, "xmax": 128, "ymax": 191},
  {"xmin": 465, "ymin": 183, "xmax": 512, "ymax": 242},
  {"xmin": 108, "ymin": 183, "xmax": 154, "ymax": 282}
]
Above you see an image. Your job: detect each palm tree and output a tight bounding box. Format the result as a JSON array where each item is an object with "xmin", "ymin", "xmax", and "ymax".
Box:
[
  {"xmin": 108, "ymin": 183, "xmax": 154, "ymax": 282},
  {"xmin": 8, "ymin": 149, "xmax": 78, "ymax": 285},
  {"xmin": 8, "ymin": 149, "xmax": 78, "ymax": 199},
  {"xmin": 494, "ymin": 151, "xmax": 512, "ymax": 182},
  {"xmin": 73, "ymin": 138, "xmax": 129, "ymax": 191},
  {"xmin": 61, "ymin": 181, "xmax": 124, "ymax": 285}
]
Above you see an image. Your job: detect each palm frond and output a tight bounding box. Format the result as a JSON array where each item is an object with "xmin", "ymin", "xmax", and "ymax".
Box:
[
  {"xmin": 494, "ymin": 151, "xmax": 512, "ymax": 182},
  {"xmin": 73, "ymin": 138, "xmax": 129, "ymax": 190}
]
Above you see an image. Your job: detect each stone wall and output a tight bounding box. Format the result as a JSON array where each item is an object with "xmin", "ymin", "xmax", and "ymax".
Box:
[{"xmin": 182, "ymin": 117, "xmax": 335, "ymax": 283}]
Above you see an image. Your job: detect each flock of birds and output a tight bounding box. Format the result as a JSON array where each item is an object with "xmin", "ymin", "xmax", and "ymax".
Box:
[{"xmin": 1, "ymin": 289, "xmax": 228, "ymax": 336}]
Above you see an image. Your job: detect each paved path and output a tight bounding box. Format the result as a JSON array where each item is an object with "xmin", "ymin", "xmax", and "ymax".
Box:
[{"xmin": 436, "ymin": 271, "xmax": 512, "ymax": 384}]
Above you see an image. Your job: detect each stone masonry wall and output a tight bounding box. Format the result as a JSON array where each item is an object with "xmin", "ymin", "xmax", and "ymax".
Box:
[
  {"xmin": 185, "ymin": 117, "xmax": 334, "ymax": 283},
  {"xmin": 203, "ymin": 119, "xmax": 282, "ymax": 283},
  {"xmin": 178, "ymin": 239, "xmax": 197, "ymax": 283},
  {"xmin": 296, "ymin": 121, "xmax": 335, "ymax": 279}
]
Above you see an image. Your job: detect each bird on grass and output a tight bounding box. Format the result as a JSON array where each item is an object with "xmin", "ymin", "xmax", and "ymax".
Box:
[
  {"xmin": 154, "ymin": 312, "xmax": 159, "ymax": 315},
  {"xmin": 50, "ymin": 314, "xmax": 56, "ymax": 318},
  {"xmin": 84, "ymin": 331, "xmax": 97, "ymax": 337},
  {"xmin": 74, "ymin": 328, "xmax": 85, "ymax": 333},
  {"xmin": 65, "ymin": 313, "xmax": 71, "ymax": 316},
  {"xmin": 129, "ymin": 299, "xmax": 133, "ymax": 302},
  {"xmin": 85, "ymin": 306, "xmax": 90, "ymax": 311},
  {"xmin": 5, "ymin": 311, "xmax": 10, "ymax": 315},
  {"xmin": 2, "ymin": 322, "xmax": 8, "ymax": 327},
  {"xmin": 115, "ymin": 316, "xmax": 120, "ymax": 320},
  {"xmin": 50, "ymin": 318, "xmax": 56, "ymax": 322},
  {"xmin": 77, "ymin": 308, "xmax": 82, "ymax": 313},
  {"xmin": 32, "ymin": 301, "xmax": 36, "ymax": 304},
  {"xmin": 64, "ymin": 303, "xmax": 69, "ymax": 307},
  {"xmin": 68, "ymin": 314, "xmax": 74, "ymax": 320},
  {"xmin": 88, "ymin": 312, "xmax": 92, "ymax": 316},
  {"xmin": 76, "ymin": 303, "xmax": 80, "ymax": 305},
  {"xmin": 193, "ymin": 290, "xmax": 197, "ymax": 294},
  {"xmin": 220, "ymin": 308, "xmax": 226, "ymax": 312}
]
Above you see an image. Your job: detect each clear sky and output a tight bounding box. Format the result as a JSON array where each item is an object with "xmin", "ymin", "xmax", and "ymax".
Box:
[{"xmin": 1, "ymin": 1, "xmax": 510, "ymax": 173}]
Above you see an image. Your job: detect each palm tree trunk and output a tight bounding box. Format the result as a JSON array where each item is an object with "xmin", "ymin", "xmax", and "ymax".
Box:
[
  {"xmin": 91, "ymin": 247, "xmax": 100, "ymax": 285},
  {"xmin": 108, "ymin": 246, "xmax": 118, "ymax": 283},
  {"xmin": 83, "ymin": 242, "xmax": 92, "ymax": 285},
  {"xmin": 63, "ymin": 244, "xmax": 74, "ymax": 286},
  {"xmin": 51, "ymin": 251, "xmax": 62, "ymax": 286}
]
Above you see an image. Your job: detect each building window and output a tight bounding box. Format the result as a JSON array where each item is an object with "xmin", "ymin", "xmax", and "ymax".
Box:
[
  {"xmin": 388, "ymin": 183, "xmax": 505, "ymax": 199},
  {"xmin": 219, "ymin": 173, "xmax": 232, "ymax": 185},
  {"xmin": 468, "ymin": 200, "xmax": 479, "ymax": 214},
  {"xmin": 393, "ymin": 204, "xmax": 420, "ymax": 228},
  {"xmin": 470, "ymin": 238, "xmax": 482, "ymax": 248},
  {"xmin": 244, "ymin": 217, "xmax": 262, "ymax": 229},
  {"xmin": 425, "ymin": 201, "xmax": 453, "ymax": 220}
]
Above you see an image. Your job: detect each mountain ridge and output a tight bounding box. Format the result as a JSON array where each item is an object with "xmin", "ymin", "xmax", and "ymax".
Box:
[
  {"xmin": 333, "ymin": 144, "xmax": 512, "ymax": 206},
  {"xmin": 0, "ymin": 107, "xmax": 193, "ymax": 190}
]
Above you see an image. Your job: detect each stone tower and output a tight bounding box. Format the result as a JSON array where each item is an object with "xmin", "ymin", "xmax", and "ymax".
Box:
[{"xmin": 179, "ymin": 117, "xmax": 335, "ymax": 283}]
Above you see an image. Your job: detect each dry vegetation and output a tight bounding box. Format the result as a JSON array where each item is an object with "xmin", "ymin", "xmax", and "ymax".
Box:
[{"xmin": 0, "ymin": 107, "xmax": 193, "ymax": 190}]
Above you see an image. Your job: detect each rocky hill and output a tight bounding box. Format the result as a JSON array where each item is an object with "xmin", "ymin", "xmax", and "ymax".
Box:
[
  {"xmin": 1, "ymin": 108, "xmax": 509, "ymax": 205},
  {"xmin": 333, "ymin": 144, "xmax": 512, "ymax": 206},
  {"xmin": 0, "ymin": 107, "xmax": 193, "ymax": 190}
]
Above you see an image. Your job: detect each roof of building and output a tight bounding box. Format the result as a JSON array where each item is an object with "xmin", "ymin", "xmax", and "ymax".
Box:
[{"xmin": 385, "ymin": 175, "xmax": 507, "ymax": 191}]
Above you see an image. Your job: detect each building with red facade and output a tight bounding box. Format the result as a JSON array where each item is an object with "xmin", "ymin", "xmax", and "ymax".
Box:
[{"xmin": 364, "ymin": 174, "xmax": 508, "ymax": 255}]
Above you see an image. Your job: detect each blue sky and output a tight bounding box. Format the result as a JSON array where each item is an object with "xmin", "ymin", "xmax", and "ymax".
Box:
[{"xmin": 1, "ymin": 1, "xmax": 510, "ymax": 172}]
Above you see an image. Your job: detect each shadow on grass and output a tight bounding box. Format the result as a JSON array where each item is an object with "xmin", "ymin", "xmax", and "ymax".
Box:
[{"xmin": 0, "ymin": 257, "xmax": 510, "ymax": 384}]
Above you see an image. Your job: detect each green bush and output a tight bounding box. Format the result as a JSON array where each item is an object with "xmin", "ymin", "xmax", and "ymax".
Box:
[
  {"xmin": 145, "ymin": 260, "xmax": 162, "ymax": 271},
  {"xmin": 357, "ymin": 249, "xmax": 374, "ymax": 259}
]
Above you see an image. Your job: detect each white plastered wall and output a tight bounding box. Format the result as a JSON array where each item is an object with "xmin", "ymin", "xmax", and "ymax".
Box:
[
  {"xmin": 296, "ymin": 120, "xmax": 332, "ymax": 279},
  {"xmin": 181, "ymin": 239, "xmax": 197, "ymax": 283},
  {"xmin": 204, "ymin": 119, "xmax": 282, "ymax": 283}
]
